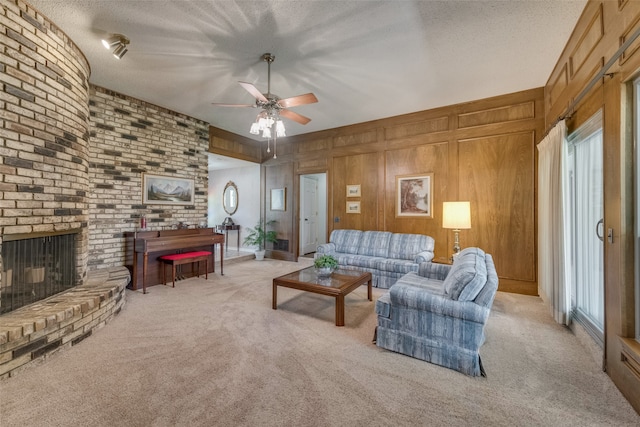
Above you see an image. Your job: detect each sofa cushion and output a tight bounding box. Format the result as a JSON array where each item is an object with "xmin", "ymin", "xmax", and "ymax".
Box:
[
  {"xmin": 388, "ymin": 233, "xmax": 435, "ymax": 261},
  {"xmin": 443, "ymin": 250, "xmax": 487, "ymax": 301},
  {"xmin": 394, "ymin": 271, "xmax": 446, "ymax": 296},
  {"xmin": 330, "ymin": 229, "xmax": 363, "ymax": 254},
  {"xmin": 375, "ymin": 258, "xmax": 420, "ymax": 275},
  {"xmin": 357, "ymin": 231, "xmax": 392, "ymax": 257},
  {"xmin": 458, "ymin": 259, "xmax": 487, "ymax": 301},
  {"xmin": 340, "ymin": 255, "xmax": 386, "ymax": 269}
]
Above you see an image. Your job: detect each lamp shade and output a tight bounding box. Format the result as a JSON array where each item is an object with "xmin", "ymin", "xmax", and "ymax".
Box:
[{"xmin": 442, "ymin": 201, "xmax": 471, "ymax": 229}]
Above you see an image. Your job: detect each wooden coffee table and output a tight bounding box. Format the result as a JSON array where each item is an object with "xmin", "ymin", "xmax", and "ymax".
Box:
[{"xmin": 272, "ymin": 267, "xmax": 372, "ymax": 326}]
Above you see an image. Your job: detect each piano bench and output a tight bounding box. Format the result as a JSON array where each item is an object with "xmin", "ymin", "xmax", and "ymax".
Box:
[{"xmin": 159, "ymin": 251, "xmax": 212, "ymax": 288}]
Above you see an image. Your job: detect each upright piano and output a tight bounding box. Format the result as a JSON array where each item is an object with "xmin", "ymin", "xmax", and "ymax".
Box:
[{"xmin": 125, "ymin": 228, "xmax": 225, "ymax": 293}]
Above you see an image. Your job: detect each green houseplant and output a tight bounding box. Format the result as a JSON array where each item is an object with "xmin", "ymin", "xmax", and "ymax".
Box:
[
  {"xmin": 314, "ymin": 254, "xmax": 339, "ymax": 276},
  {"xmin": 243, "ymin": 220, "xmax": 277, "ymax": 260}
]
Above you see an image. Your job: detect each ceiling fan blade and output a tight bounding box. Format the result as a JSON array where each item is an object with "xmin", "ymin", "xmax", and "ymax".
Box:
[
  {"xmin": 280, "ymin": 108, "xmax": 312, "ymax": 125},
  {"xmin": 238, "ymin": 81, "xmax": 268, "ymax": 103},
  {"xmin": 211, "ymin": 103, "xmax": 256, "ymax": 108},
  {"xmin": 278, "ymin": 93, "xmax": 318, "ymax": 108}
]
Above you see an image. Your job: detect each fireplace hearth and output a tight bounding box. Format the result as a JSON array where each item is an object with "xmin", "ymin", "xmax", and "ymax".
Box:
[{"xmin": 1, "ymin": 230, "xmax": 79, "ymax": 315}]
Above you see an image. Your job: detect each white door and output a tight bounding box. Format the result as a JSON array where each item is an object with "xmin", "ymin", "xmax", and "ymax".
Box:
[{"xmin": 301, "ymin": 176, "xmax": 318, "ymax": 255}]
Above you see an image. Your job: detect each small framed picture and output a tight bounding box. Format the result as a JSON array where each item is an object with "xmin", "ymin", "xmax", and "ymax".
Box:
[
  {"xmin": 270, "ymin": 188, "xmax": 286, "ymax": 211},
  {"xmin": 346, "ymin": 201, "xmax": 361, "ymax": 214},
  {"xmin": 346, "ymin": 184, "xmax": 361, "ymax": 198}
]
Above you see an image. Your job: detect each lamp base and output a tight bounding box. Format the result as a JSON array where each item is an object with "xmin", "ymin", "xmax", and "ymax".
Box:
[{"xmin": 450, "ymin": 229, "xmax": 461, "ymax": 262}]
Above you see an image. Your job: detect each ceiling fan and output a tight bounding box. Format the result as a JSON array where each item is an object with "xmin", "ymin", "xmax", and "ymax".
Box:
[{"xmin": 212, "ymin": 53, "xmax": 318, "ymax": 141}]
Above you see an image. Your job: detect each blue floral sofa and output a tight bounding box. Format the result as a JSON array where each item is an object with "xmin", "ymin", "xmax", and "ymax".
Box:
[
  {"xmin": 315, "ymin": 229, "xmax": 435, "ymax": 289},
  {"xmin": 375, "ymin": 247, "xmax": 498, "ymax": 376}
]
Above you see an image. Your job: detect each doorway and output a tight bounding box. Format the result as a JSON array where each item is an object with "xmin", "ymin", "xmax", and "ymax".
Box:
[{"xmin": 299, "ymin": 173, "xmax": 327, "ymax": 255}]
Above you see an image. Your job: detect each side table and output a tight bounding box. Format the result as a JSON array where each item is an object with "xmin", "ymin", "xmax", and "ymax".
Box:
[
  {"xmin": 432, "ymin": 257, "xmax": 453, "ymax": 265},
  {"xmin": 216, "ymin": 224, "xmax": 240, "ymax": 252}
]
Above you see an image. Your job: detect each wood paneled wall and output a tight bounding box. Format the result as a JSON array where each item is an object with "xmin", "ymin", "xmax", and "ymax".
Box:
[
  {"xmin": 209, "ymin": 127, "xmax": 262, "ymax": 163},
  {"xmin": 544, "ymin": 0, "xmax": 640, "ymax": 414},
  {"xmin": 254, "ymin": 88, "xmax": 544, "ymax": 295}
]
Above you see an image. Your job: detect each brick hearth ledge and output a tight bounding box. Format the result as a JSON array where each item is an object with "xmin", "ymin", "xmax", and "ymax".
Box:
[{"xmin": 0, "ymin": 267, "xmax": 130, "ymax": 379}]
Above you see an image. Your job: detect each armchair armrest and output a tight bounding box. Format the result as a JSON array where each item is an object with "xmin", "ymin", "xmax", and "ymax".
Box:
[
  {"xmin": 316, "ymin": 243, "xmax": 336, "ymax": 254},
  {"xmin": 414, "ymin": 251, "xmax": 434, "ymax": 263},
  {"xmin": 417, "ymin": 262, "xmax": 450, "ymax": 281},
  {"xmin": 390, "ymin": 282, "xmax": 489, "ymax": 324}
]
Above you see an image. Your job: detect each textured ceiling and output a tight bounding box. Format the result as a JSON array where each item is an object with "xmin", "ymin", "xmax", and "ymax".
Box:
[{"xmin": 26, "ymin": 0, "xmax": 586, "ymax": 142}]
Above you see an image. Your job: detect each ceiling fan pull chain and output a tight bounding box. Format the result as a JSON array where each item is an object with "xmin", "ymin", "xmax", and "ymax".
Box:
[{"xmin": 273, "ymin": 134, "xmax": 277, "ymax": 159}]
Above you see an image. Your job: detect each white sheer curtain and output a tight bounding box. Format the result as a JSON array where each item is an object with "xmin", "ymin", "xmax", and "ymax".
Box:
[{"xmin": 537, "ymin": 120, "xmax": 571, "ymax": 325}]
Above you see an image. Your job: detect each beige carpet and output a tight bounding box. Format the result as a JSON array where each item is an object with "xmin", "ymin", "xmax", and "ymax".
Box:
[{"xmin": 1, "ymin": 259, "xmax": 638, "ymax": 426}]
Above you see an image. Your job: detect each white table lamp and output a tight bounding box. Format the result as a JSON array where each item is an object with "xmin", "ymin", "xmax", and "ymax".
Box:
[{"xmin": 443, "ymin": 201, "xmax": 471, "ymax": 259}]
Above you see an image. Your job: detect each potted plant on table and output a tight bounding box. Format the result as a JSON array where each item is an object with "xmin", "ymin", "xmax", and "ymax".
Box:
[
  {"xmin": 314, "ymin": 254, "xmax": 339, "ymax": 277},
  {"xmin": 243, "ymin": 220, "xmax": 278, "ymax": 261}
]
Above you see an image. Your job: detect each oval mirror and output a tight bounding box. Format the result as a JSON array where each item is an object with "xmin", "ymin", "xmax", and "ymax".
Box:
[{"xmin": 223, "ymin": 181, "xmax": 238, "ymax": 215}]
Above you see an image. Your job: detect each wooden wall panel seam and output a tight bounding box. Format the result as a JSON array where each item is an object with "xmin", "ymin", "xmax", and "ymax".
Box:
[
  {"xmin": 456, "ymin": 129, "xmax": 536, "ymax": 144},
  {"xmin": 619, "ymin": 0, "xmax": 629, "ymax": 12}
]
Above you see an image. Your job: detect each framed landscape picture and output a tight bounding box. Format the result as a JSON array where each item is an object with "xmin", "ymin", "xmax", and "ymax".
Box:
[
  {"xmin": 346, "ymin": 184, "xmax": 361, "ymax": 198},
  {"xmin": 142, "ymin": 174, "xmax": 195, "ymax": 205},
  {"xmin": 346, "ymin": 201, "xmax": 361, "ymax": 214},
  {"xmin": 396, "ymin": 173, "xmax": 433, "ymax": 218}
]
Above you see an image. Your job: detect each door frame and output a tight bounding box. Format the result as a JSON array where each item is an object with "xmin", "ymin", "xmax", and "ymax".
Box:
[{"xmin": 296, "ymin": 171, "xmax": 328, "ymax": 258}]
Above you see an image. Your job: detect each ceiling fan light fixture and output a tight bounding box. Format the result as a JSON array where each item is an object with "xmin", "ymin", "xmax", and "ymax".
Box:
[
  {"xmin": 249, "ymin": 121, "xmax": 260, "ymax": 135},
  {"xmin": 213, "ymin": 52, "xmax": 316, "ymax": 159}
]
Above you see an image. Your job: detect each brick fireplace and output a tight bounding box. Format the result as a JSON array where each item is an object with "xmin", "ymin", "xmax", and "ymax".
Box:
[
  {"xmin": 0, "ymin": 0, "xmax": 95, "ymax": 376},
  {"xmin": 1, "ymin": 230, "xmax": 80, "ymax": 314},
  {"xmin": 0, "ymin": 0, "xmax": 91, "ymax": 293},
  {"xmin": 1, "ymin": 0, "xmax": 209, "ymax": 377}
]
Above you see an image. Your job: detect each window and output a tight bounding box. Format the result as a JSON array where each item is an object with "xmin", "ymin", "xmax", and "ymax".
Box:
[{"xmin": 567, "ymin": 110, "xmax": 604, "ymax": 345}]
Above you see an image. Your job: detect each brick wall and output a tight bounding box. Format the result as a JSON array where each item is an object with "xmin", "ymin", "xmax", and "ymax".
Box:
[
  {"xmin": 1, "ymin": 0, "xmax": 211, "ymax": 280},
  {"xmin": 88, "ymin": 86, "xmax": 210, "ymax": 269},
  {"xmin": 0, "ymin": 0, "xmax": 91, "ymax": 287}
]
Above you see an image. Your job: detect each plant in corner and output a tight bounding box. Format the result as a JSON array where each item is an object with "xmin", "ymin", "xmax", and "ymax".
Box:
[
  {"xmin": 314, "ymin": 254, "xmax": 339, "ymax": 276},
  {"xmin": 243, "ymin": 220, "xmax": 277, "ymax": 261}
]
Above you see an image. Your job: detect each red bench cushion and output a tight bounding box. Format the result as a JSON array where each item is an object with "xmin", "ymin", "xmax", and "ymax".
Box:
[{"xmin": 159, "ymin": 251, "xmax": 211, "ymax": 261}]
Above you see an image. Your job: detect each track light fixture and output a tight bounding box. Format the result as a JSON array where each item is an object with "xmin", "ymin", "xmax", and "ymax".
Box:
[
  {"xmin": 101, "ymin": 36, "xmax": 120, "ymax": 49},
  {"xmin": 100, "ymin": 34, "xmax": 130, "ymax": 59},
  {"xmin": 112, "ymin": 43, "xmax": 128, "ymax": 59}
]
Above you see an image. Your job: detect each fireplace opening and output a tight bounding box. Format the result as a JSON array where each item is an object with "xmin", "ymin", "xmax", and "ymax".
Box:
[{"xmin": 1, "ymin": 230, "xmax": 79, "ymax": 315}]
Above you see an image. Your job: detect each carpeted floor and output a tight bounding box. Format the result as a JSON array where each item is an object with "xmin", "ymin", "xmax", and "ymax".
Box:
[{"xmin": 0, "ymin": 258, "xmax": 638, "ymax": 426}]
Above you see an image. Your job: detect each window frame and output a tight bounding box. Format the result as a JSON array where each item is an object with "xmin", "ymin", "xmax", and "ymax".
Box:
[{"xmin": 634, "ymin": 77, "xmax": 640, "ymax": 342}]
